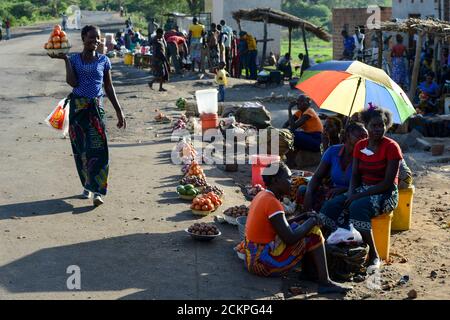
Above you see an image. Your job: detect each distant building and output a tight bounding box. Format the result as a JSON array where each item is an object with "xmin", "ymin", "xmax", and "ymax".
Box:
[
  {"xmin": 392, "ymin": 0, "xmax": 449, "ymax": 21},
  {"xmin": 204, "ymin": 0, "xmax": 282, "ymax": 56},
  {"xmin": 332, "ymin": 7, "xmax": 392, "ymax": 60}
]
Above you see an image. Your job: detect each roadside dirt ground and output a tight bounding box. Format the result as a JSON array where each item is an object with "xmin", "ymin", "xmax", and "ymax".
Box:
[{"xmin": 0, "ymin": 12, "xmax": 448, "ymax": 300}]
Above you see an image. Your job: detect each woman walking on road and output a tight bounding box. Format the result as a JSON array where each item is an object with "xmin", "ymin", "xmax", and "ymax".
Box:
[{"xmin": 49, "ymin": 25, "xmax": 126, "ymax": 206}]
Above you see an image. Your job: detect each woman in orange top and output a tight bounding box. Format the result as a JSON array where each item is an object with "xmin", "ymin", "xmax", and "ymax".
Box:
[
  {"xmin": 243, "ymin": 162, "xmax": 351, "ymax": 294},
  {"xmin": 283, "ymin": 95, "xmax": 323, "ymax": 152}
]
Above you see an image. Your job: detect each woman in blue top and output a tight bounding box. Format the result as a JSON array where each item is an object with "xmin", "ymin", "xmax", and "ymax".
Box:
[
  {"xmin": 298, "ymin": 122, "xmax": 368, "ymax": 212},
  {"xmin": 49, "ymin": 25, "xmax": 126, "ymax": 206}
]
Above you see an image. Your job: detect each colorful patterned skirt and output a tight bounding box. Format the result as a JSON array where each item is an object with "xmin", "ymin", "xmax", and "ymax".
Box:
[
  {"xmin": 244, "ymin": 224, "xmax": 324, "ymax": 277},
  {"xmin": 319, "ymin": 184, "xmax": 399, "ymax": 231},
  {"xmin": 69, "ymin": 95, "xmax": 109, "ymax": 195},
  {"xmin": 391, "ymin": 57, "xmax": 407, "ymax": 87}
]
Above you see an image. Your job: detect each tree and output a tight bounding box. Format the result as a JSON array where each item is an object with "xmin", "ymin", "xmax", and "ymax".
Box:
[{"xmin": 186, "ymin": 0, "xmax": 203, "ymax": 15}]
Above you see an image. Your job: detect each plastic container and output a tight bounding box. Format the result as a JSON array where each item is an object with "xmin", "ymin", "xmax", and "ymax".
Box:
[
  {"xmin": 195, "ymin": 89, "xmax": 218, "ymax": 114},
  {"xmin": 371, "ymin": 212, "xmax": 393, "ymax": 261},
  {"xmin": 200, "ymin": 113, "xmax": 219, "ymax": 133},
  {"xmin": 124, "ymin": 52, "xmax": 134, "ymax": 65},
  {"xmin": 236, "ymin": 216, "xmax": 247, "ymax": 241},
  {"xmin": 392, "ymin": 186, "xmax": 415, "ymax": 231},
  {"xmin": 249, "ymin": 154, "xmax": 281, "ymax": 187}
]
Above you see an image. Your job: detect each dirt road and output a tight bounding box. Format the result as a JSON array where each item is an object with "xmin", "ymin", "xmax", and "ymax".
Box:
[{"xmin": 0, "ymin": 12, "xmax": 449, "ymax": 300}]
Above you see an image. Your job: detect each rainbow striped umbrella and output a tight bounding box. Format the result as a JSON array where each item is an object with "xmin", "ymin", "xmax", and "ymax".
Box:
[{"xmin": 296, "ymin": 60, "xmax": 415, "ymax": 124}]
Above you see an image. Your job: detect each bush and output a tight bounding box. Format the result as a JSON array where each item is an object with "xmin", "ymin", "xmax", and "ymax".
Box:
[
  {"xmin": 10, "ymin": 2, "xmax": 36, "ymax": 19},
  {"xmin": 79, "ymin": 0, "xmax": 97, "ymax": 11}
]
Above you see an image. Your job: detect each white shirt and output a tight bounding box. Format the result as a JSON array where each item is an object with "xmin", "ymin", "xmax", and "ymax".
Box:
[
  {"xmin": 222, "ymin": 24, "xmax": 233, "ymax": 48},
  {"xmin": 353, "ymin": 33, "xmax": 365, "ymax": 51}
]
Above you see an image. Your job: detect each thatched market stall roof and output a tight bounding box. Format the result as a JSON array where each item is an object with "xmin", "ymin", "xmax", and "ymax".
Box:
[
  {"xmin": 379, "ymin": 18, "xmax": 450, "ymax": 37},
  {"xmin": 232, "ymin": 8, "xmax": 331, "ymax": 42}
]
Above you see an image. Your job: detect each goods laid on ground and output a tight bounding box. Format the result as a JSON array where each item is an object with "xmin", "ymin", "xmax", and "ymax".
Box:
[
  {"xmin": 154, "ymin": 109, "xmax": 171, "ymax": 123},
  {"xmin": 234, "ymin": 241, "xmax": 246, "ymax": 260},
  {"xmin": 180, "ymin": 175, "xmax": 207, "ymax": 188},
  {"xmin": 247, "ymin": 184, "xmax": 264, "ymax": 197},
  {"xmin": 223, "ymin": 205, "xmax": 249, "ymax": 218},
  {"xmin": 185, "ymin": 161, "xmax": 205, "ymax": 178},
  {"xmin": 177, "ymin": 184, "xmax": 201, "ymax": 200},
  {"xmin": 188, "ymin": 222, "xmax": 220, "ymax": 236},
  {"xmin": 45, "ymin": 25, "xmax": 70, "ymax": 55},
  {"xmin": 173, "ymin": 115, "xmax": 188, "ymax": 132},
  {"xmin": 176, "ymin": 98, "xmax": 187, "ymax": 110},
  {"xmin": 235, "ymin": 102, "xmax": 272, "ymax": 129},
  {"xmin": 190, "ymin": 193, "xmax": 223, "ymax": 215},
  {"xmin": 186, "ymin": 223, "xmax": 221, "ymax": 241},
  {"xmin": 176, "ymin": 139, "xmax": 197, "ymax": 165},
  {"xmin": 201, "ymin": 185, "xmax": 224, "ymax": 198}
]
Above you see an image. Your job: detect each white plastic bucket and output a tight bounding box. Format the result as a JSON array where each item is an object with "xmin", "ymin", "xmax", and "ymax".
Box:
[{"xmin": 195, "ymin": 89, "xmax": 218, "ymax": 114}]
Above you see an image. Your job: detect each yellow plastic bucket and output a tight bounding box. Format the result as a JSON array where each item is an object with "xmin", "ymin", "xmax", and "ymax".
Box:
[
  {"xmin": 392, "ymin": 186, "xmax": 415, "ymax": 231},
  {"xmin": 371, "ymin": 212, "xmax": 393, "ymax": 261},
  {"xmin": 124, "ymin": 53, "xmax": 134, "ymax": 65}
]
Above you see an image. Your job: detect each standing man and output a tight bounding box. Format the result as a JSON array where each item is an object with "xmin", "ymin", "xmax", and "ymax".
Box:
[
  {"xmin": 353, "ymin": 27, "xmax": 365, "ymax": 61},
  {"xmin": 5, "ymin": 17, "xmax": 11, "ymax": 40},
  {"xmin": 188, "ymin": 17, "xmax": 205, "ymax": 73},
  {"xmin": 147, "ymin": 17, "xmax": 159, "ymax": 38},
  {"xmin": 149, "ymin": 28, "xmax": 170, "ymax": 92},
  {"xmin": 61, "ymin": 13, "xmax": 68, "ymax": 31},
  {"xmin": 242, "ymin": 31, "xmax": 257, "ymax": 80},
  {"xmin": 207, "ymin": 23, "xmax": 220, "ymax": 72},
  {"xmin": 238, "ymin": 31, "xmax": 249, "ymax": 79},
  {"xmin": 220, "ymin": 20, "xmax": 233, "ymax": 72},
  {"xmin": 230, "ymin": 30, "xmax": 239, "ymax": 78},
  {"xmin": 341, "ymin": 30, "xmax": 355, "ymax": 60}
]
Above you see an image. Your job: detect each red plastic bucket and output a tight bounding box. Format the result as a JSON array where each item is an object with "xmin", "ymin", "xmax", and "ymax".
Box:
[
  {"xmin": 200, "ymin": 113, "xmax": 218, "ymax": 133},
  {"xmin": 249, "ymin": 154, "xmax": 281, "ymax": 187}
]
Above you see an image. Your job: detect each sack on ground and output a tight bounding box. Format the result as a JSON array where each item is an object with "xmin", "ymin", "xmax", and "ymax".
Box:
[
  {"xmin": 235, "ymin": 102, "xmax": 271, "ymax": 129},
  {"xmin": 45, "ymin": 98, "xmax": 70, "ymax": 137}
]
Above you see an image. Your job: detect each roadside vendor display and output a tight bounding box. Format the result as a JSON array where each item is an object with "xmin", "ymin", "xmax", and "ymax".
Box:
[
  {"xmin": 186, "ymin": 223, "xmax": 221, "ymax": 241},
  {"xmin": 180, "ymin": 175, "xmax": 207, "ymax": 189},
  {"xmin": 177, "ymin": 184, "xmax": 201, "ymax": 200},
  {"xmin": 223, "ymin": 205, "xmax": 249, "ymax": 225},
  {"xmin": 44, "ymin": 25, "xmax": 71, "ymax": 55},
  {"xmin": 190, "ymin": 193, "xmax": 223, "ymax": 216}
]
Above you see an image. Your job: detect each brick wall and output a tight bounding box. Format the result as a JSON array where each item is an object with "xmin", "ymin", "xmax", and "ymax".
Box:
[{"xmin": 332, "ymin": 7, "xmax": 392, "ymax": 60}]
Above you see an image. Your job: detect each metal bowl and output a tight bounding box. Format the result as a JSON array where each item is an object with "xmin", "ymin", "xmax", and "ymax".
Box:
[{"xmin": 184, "ymin": 228, "xmax": 221, "ymax": 241}]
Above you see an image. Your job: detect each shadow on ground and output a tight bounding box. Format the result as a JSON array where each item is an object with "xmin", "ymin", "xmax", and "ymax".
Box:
[
  {"xmin": 0, "ymin": 196, "xmax": 95, "ymax": 220},
  {"xmin": 0, "ymin": 231, "xmax": 282, "ymax": 299}
]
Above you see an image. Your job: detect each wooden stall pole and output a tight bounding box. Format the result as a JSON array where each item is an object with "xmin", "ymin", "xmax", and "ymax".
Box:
[
  {"xmin": 261, "ymin": 15, "xmax": 268, "ymax": 71},
  {"xmin": 409, "ymin": 31, "xmax": 424, "ymax": 100},
  {"xmin": 301, "ymin": 24, "xmax": 309, "ymax": 58},
  {"xmin": 432, "ymin": 36, "xmax": 440, "ymax": 74},
  {"xmin": 288, "ymin": 27, "xmax": 292, "ymax": 57},
  {"xmin": 377, "ymin": 30, "xmax": 383, "ymax": 69}
]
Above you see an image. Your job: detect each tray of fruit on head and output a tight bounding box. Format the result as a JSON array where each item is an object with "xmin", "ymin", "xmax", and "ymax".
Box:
[
  {"xmin": 185, "ymin": 223, "xmax": 221, "ymax": 241},
  {"xmin": 45, "ymin": 25, "xmax": 71, "ymax": 55},
  {"xmin": 190, "ymin": 193, "xmax": 223, "ymax": 216},
  {"xmin": 223, "ymin": 205, "xmax": 249, "ymax": 225},
  {"xmin": 176, "ymin": 184, "xmax": 201, "ymax": 200}
]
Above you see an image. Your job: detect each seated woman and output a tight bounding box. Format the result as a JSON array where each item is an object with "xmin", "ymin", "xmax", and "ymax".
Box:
[
  {"xmin": 283, "ymin": 95, "xmax": 323, "ymax": 152},
  {"xmin": 298, "ymin": 122, "xmax": 368, "ymax": 213},
  {"xmin": 322, "ymin": 116, "xmax": 343, "ymax": 152},
  {"xmin": 243, "ymin": 162, "xmax": 351, "ymax": 294},
  {"xmin": 319, "ymin": 107, "xmax": 402, "ymax": 270},
  {"xmin": 277, "ymin": 53, "xmax": 292, "ymax": 80},
  {"xmin": 418, "ymin": 72, "xmax": 440, "ymax": 107}
]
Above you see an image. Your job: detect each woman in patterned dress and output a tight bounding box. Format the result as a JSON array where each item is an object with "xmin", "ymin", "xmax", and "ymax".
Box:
[{"xmin": 49, "ymin": 25, "xmax": 126, "ymax": 206}]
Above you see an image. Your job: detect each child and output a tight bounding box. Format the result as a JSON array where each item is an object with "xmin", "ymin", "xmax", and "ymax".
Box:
[{"xmin": 215, "ymin": 61, "xmax": 229, "ymax": 102}]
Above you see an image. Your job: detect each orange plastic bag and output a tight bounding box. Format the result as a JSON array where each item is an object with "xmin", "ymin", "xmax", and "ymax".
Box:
[{"xmin": 45, "ymin": 98, "xmax": 70, "ymax": 137}]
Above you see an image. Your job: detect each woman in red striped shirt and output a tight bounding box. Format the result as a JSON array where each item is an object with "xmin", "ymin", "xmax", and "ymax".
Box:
[{"xmin": 319, "ymin": 107, "xmax": 402, "ymax": 270}]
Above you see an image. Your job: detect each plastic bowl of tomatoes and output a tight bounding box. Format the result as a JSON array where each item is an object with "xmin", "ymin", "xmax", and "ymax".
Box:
[
  {"xmin": 190, "ymin": 192, "xmax": 223, "ymax": 216},
  {"xmin": 45, "ymin": 25, "xmax": 71, "ymax": 55}
]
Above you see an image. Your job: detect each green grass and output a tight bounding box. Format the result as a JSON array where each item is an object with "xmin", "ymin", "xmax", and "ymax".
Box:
[{"xmin": 281, "ymin": 37, "xmax": 332, "ymax": 66}]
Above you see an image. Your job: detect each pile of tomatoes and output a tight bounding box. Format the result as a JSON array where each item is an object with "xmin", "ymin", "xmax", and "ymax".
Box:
[
  {"xmin": 190, "ymin": 192, "xmax": 223, "ymax": 212},
  {"xmin": 44, "ymin": 25, "xmax": 70, "ymax": 51}
]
